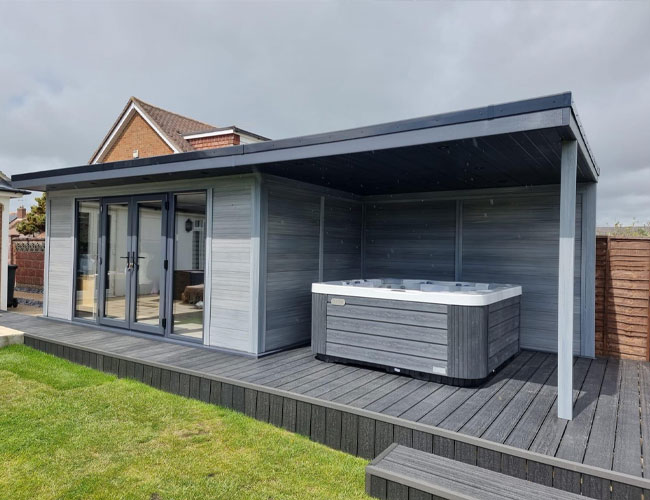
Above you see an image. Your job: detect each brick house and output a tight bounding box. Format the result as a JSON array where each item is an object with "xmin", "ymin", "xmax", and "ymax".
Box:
[
  {"xmin": 9, "ymin": 98, "xmax": 267, "ymax": 297},
  {"xmin": 88, "ymin": 97, "xmax": 268, "ymax": 164}
]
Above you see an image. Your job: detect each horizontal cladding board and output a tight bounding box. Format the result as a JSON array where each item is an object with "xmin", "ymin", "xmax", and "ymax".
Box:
[
  {"xmin": 326, "ymin": 303, "xmax": 448, "ymax": 329},
  {"xmin": 488, "ymin": 296, "xmax": 520, "ymax": 312},
  {"xmin": 462, "ymin": 192, "xmax": 582, "ymax": 354},
  {"xmin": 488, "ymin": 341, "xmax": 519, "ymax": 371},
  {"xmin": 327, "ymin": 316, "xmax": 447, "ymax": 345},
  {"xmin": 264, "ymin": 183, "xmax": 321, "ymax": 352},
  {"xmin": 47, "ymin": 195, "xmax": 75, "ymax": 320},
  {"xmin": 323, "ymin": 196, "xmax": 362, "ymax": 282},
  {"xmin": 327, "ymin": 329, "xmax": 448, "ymax": 360},
  {"xmin": 488, "ymin": 304, "xmax": 520, "ymax": 328},
  {"xmin": 266, "ymin": 257, "xmax": 320, "ymax": 273},
  {"xmin": 323, "ymin": 270, "xmax": 362, "ymax": 282},
  {"xmin": 488, "ymin": 316, "xmax": 520, "ymax": 341},
  {"xmin": 326, "ymin": 342, "xmax": 447, "ymax": 374},
  {"xmin": 364, "ymin": 199, "xmax": 456, "ymax": 282},
  {"xmin": 488, "ymin": 329, "xmax": 520, "ymax": 358},
  {"xmin": 329, "ymin": 295, "xmax": 448, "ymax": 314},
  {"xmin": 265, "ymin": 325, "xmax": 310, "ymax": 351},
  {"xmin": 210, "ymin": 177, "xmax": 253, "ymax": 351}
]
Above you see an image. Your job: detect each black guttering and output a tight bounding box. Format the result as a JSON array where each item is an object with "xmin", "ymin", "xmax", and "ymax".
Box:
[{"xmin": 13, "ymin": 92, "xmax": 597, "ymax": 186}]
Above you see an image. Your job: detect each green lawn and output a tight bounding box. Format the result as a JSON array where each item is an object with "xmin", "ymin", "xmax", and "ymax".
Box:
[{"xmin": 0, "ymin": 345, "xmax": 369, "ymax": 500}]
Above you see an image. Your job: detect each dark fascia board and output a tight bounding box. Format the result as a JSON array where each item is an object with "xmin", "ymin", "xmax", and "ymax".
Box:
[
  {"xmin": 0, "ymin": 185, "xmax": 31, "ymax": 196},
  {"xmin": 13, "ymin": 92, "xmax": 598, "ymax": 190},
  {"xmin": 568, "ymin": 101, "xmax": 600, "ymax": 177}
]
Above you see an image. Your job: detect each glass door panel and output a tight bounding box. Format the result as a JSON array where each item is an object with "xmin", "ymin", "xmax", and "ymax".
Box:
[
  {"xmin": 99, "ymin": 195, "xmax": 167, "ymax": 334},
  {"xmin": 74, "ymin": 200, "xmax": 100, "ymax": 319},
  {"xmin": 171, "ymin": 192, "xmax": 207, "ymax": 341},
  {"xmin": 134, "ymin": 199, "xmax": 164, "ymax": 329},
  {"xmin": 103, "ymin": 201, "xmax": 130, "ymax": 323}
]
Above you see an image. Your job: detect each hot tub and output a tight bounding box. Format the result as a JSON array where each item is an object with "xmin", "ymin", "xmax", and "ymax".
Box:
[{"xmin": 311, "ymin": 279, "xmax": 522, "ymax": 385}]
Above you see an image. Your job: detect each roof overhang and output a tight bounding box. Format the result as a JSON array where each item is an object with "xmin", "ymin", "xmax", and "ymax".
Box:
[
  {"xmin": 14, "ymin": 92, "xmax": 599, "ymax": 195},
  {"xmin": 0, "ymin": 188, "xmax": 30, "ymax": 198}
]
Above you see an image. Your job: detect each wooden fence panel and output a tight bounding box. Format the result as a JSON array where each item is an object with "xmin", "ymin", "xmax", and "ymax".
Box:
[{"xmin": 595, "ymin": 236, "xmax": 650, "ymax": 360}]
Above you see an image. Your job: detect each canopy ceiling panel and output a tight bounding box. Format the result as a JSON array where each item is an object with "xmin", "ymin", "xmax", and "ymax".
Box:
[{"xmin": 13, "ymin": 92, "xmax": 598, "ymax": 194}]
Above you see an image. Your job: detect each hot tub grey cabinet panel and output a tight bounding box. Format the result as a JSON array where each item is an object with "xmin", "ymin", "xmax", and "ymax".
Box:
[
  {"xmin": 446, "ymin": 296, "xmax": 521, "ymax": 379},
  {"xmin": 312, "ymin": 293, "xmax": 520, "ymax": 383},
  {"xmin": 487, "ymin": 296, "xmax": 521, "ymax": 371},
  {"xmin": 446, "ymin": 305, "xmax": 488, "ymax": 379},
  {"xmin": 315, "ymin": 294, "xmax": 449, "ymax": 374}
]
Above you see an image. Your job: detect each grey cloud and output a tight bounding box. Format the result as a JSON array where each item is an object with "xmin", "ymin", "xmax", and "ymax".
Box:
[{"xmin": 1, "ymin": 1, "xmax": 649, "ymax": 222}]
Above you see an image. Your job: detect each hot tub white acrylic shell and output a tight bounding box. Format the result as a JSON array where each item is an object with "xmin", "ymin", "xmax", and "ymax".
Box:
[{"xmin": 311, "ymin": 278, "xmax": 522, "ymax": 307}]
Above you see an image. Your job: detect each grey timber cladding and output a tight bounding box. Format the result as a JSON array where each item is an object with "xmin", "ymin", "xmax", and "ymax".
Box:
[
  {"xmin": 264, "ymin": 183, "xmax": 321, "ymax": 351},
  {"xmin": 44, "ymin": 176, "xmax": 257, "ymax": 351},
  {"xmin": 209, "ymin": 177, "xmax": 255, "ymax": 351},
  {"xmin": 364, "ymin": 200, "xmax": 456, "ymax": 280},
  {"xmin": 47, "ymin": 194, "xmax": 75, "ymax": 320},
  {"xmin": 322, "ymin": 198, "xmax": 362, "ymax": 281},
  {"xmin": 461, "ymin": 192, "xmax": 582, "ymax": 354}
]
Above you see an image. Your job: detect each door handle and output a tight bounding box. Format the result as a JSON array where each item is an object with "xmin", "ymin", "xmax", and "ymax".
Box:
[{"xmin": 120, "ymin": 253, "xmax": 134, "ymax": 270}]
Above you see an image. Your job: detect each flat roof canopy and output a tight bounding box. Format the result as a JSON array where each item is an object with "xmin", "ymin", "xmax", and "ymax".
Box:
[{"xmin": 13, "ymin": 92, "xmax": 598, "ymax": 194}]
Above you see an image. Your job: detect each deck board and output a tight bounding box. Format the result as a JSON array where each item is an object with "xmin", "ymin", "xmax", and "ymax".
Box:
[
  {"xmin": 461, "ymin": 352, "xmax": 548, "ymax": 438},
  {"xmin": 363, "ymin": 378, "xmax": 429, "ymax": 413},
  {"xmin": 528, "ymin": 357, "xmax": 591, "ymax": 457},
  {"xmin": 556, "ymin": 358, "xmax": 607, "ymax": 463},
  {"xmin": 5, "ymin": 312, "xmax": 650, "ymax": 485},
  {"xmin": 438, "ymin": 350, "xmax": 536, "ymax": 432},
  {"xmin": 612, "ymin": 360, "xmax": 642, "ymax": 477},
  {"xmin": 583, "ymin": 359, "xmax": 621, "ymax": 471},
  {"xmin": 346, "ymin": 374, "xmax": 413, "ymax": 409},
  {"xmin": 481, "ymin": 353, "xmax": 556, "ymax": 443},
  {"xmin": 640, "ymin": 362, "xmax": 650, "ymax": 480}
]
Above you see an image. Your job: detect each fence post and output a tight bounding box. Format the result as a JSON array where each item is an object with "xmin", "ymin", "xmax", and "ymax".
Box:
[{"xmin": 602, "ymin": 236, "xmax": 610, "ymax": 357}]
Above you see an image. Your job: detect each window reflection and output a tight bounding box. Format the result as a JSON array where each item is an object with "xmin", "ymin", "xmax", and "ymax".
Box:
[
  {"xmin": 75, "ymin": 200, "xmax": 99, "ymax": 319},
  {"xmin": 172, "ymin": 192, "xmax": 207, "ymax": 339}
]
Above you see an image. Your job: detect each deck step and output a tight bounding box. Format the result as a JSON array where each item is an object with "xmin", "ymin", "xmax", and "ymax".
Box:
[
  {"xmin": 366, "ymin": 444, "xmax": 591, "ymax": 500},
  {"xmin": 0, "ymin": 325, "xmax": 24, "ymax": 348}
]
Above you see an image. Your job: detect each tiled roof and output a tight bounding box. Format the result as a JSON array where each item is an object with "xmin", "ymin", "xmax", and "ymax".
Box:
[
  {"xmin": 89, "ymin": 97, "xmax": 269, "ymax": 163},
  {"xmin": 131, "ymin": 97, "xmax": 219, "ymax": 153}
]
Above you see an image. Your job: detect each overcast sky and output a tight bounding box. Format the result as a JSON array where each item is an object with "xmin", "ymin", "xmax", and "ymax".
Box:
[{"xmin": 1, "ymin": 1, "xmax": 649, "ymax": 225}]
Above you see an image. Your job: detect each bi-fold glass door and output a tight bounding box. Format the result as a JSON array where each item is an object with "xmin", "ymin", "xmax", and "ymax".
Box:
[{"xmin": 99, "ymin": 194, "xmax": 168, "ymax": 335}]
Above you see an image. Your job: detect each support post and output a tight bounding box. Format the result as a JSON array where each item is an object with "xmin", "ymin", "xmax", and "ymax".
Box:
[
  {"xmin": 455, "ymin": 200, "xmax": 463, "ymax": 281},
  {"xmin": 558, "ymin": 140, "xmax": 578, "ymax": 420},
  {"xmin": 580, "ymin": 182, "xmax": 597, "ymax": 358}
]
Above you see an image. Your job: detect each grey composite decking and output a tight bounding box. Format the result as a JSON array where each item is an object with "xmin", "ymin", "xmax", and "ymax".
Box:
[
  {"xmin": 366, "ymin": 444, "xmax": 586, "ymax": 500},
  {"xmin": 4, "ymin": 312, "xmax": 650, "ymax": 499}
]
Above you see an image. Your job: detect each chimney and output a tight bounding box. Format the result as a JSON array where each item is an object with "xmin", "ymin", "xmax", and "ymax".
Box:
[{"xmin": 16, "ymin": 206, "xmax": 26, "ymax": 219}]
